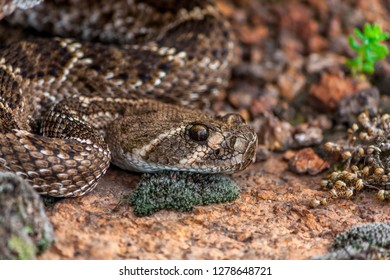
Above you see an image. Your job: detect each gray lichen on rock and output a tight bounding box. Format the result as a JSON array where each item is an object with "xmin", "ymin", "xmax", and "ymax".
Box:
[
  {"xmin": 130, "ymin": 171, "xmax": 240, "ymax": 216},
  {"xmin": 0, "ymin": 172, "xmax": 55, "ymax": 259},
  {"xmin": 313, "ymin": 222, "xmax": 390, "ymax": 259}
]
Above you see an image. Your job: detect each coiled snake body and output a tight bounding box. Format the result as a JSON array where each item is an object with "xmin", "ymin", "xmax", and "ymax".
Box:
[{"xmin": 0, "ymin": 0, "xmax": 257, "ymax": 197}]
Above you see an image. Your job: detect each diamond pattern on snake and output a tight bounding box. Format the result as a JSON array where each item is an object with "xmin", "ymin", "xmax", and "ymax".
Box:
[{"xmin": 0, "ymin": 0, "xmax": 258, "ymax": 197}]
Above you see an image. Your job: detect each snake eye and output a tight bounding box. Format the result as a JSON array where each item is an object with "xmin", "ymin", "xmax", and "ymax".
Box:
[{"xmin": 188, "ymin": 124, "xmax": 209, "ymax": 142}]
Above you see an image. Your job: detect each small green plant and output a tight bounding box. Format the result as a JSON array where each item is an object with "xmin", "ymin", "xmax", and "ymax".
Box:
[{"xmin": 346, "ymin": 23, "xmax": 389, "ymax": 75}]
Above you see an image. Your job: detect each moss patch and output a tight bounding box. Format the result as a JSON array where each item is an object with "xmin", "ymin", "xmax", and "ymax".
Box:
[
  {"xmin": 130, "ymin": 171, "xmax": 240, "ymax": 216},
  {"xmin": 8, "ymin": 235, "xmax": 36, "ymax": 260}
]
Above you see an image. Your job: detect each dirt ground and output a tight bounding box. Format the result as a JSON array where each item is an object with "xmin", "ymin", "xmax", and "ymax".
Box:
[{"xmin": 37, "ymin": 155, "xmax": 387, "ymax": 260}]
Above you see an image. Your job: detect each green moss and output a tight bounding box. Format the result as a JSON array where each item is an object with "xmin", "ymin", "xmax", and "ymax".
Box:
[
  {"xmin": 7, "ymin": 235, "xmax": 36, "ymax": 260},
  {"xmin": 130, "ymin": 171, "xmax": 240, "ymax": 216}
]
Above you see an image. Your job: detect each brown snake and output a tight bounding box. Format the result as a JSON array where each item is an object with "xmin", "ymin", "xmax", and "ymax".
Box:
[{"xmin": 0, "ymin": 0, "xmax": 257, "ymax": 197}]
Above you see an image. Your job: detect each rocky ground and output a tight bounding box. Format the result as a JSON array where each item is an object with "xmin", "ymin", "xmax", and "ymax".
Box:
[{"xmin": 38, "ymin": 156, "xmax": 388, "ymax": 260}]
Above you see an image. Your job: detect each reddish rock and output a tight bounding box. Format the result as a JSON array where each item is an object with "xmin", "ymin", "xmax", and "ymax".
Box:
[
  {"xmin": 308, "ymin": 33, "xmax": 328, "ymax": 53},
  {"xmin": 238, "ymin": 25, "xmax": 269, "ymax": 45},
  {"xmin": 308, "ymin": 72, "xmax": 355, "ymax": 112},
  {"xmin": 288, "ymin": 148, "xmax": 329, "ymax": 175}
]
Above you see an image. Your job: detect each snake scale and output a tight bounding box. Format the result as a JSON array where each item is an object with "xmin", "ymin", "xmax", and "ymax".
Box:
[{"xmin": 0, "ymin": 0, "xmax": 257, "ymax": 197}]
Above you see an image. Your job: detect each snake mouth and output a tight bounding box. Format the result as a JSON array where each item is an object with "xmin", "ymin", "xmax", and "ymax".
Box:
[{"xmin": 223, "ymin": 132, "xmax": 258, "ymax": 173}]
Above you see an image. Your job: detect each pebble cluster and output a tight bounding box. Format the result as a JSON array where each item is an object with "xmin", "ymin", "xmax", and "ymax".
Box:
[{"xmin": 311, "ymin": 112, "xmax": 390, "ymax": 207}]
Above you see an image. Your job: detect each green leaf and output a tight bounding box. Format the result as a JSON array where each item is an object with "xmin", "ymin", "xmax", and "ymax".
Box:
[
  {"xmin": 364, "ymin": 23, "xmax": 374, "ymax": 38},
  {"xmin": 354, "ymin": 28, "xmax": 366, "ymax": 41},
  {"xmin": 348, "ymin": 35, "xmax": 361, "ymax": 50},
  {"xmin": 373, "ymin": 45, "xmax": 388, "ymax": 58},
  {"xmin": 380, "ymin": 32, "xmax": 390, "ymax": 40}
]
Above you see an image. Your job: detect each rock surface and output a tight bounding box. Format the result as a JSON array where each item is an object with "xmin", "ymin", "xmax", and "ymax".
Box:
[
  {"xmin": 314, "ymin": 221, "xmax": 390, "ymax": 259},
  {"xmin": 0, "ymin": 172, "xmax": 54, "ymax": 260},
  {"xmin": 39, "ymin": 157, "xmax": 389, "ymax": 260}
]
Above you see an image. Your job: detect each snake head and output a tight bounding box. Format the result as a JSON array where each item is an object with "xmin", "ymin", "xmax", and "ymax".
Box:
[{"xmin": 105, "ymin": 101, "xmax": 257, "ymax": 174}]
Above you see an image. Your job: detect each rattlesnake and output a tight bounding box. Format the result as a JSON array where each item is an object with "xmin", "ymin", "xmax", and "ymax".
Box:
[{"xmin": 0, "ymin": 0, "xmax": 257, "ymax": 197}]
